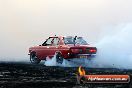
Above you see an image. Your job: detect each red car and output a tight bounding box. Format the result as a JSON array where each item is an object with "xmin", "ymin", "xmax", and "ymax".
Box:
[{"xmin": 29, "ymin": 36, "xmax": 97, "ymax": 64}]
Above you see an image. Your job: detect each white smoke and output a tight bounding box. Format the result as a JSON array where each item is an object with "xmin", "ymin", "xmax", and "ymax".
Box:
[
  {"xmin": 45, "ymin": 55, "xmax": 58, "ymax": 66},
  {"xmin": 45, "ymin": 54, "xmax": 89, "ymax": 67},
  {"xmin": 44, "ymin": 54, "xmax": 77, "ymax": 67},
  {"xmin": 92, "ymin": 23, "xmax": 132, "ymax": 69}
]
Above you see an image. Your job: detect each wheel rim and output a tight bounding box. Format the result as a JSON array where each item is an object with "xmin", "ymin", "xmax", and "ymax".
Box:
[
  {"xmin": 30, "ymin": 55, "xmax": 37, "ymax": 62},
  {"xmin": 30, "ymin": 53, "xmax": 40, "ymax": 64}
]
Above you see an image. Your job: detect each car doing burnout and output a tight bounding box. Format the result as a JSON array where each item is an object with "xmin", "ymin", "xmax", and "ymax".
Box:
[{"xmin": 29, "ymin": 36, "xmax": 97, "ymax": 64}]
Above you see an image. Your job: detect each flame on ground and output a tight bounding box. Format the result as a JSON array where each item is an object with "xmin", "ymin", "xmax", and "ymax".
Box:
[{"xmin": 78, "ymin": 66, "xmax": 86, "ymax": 76}]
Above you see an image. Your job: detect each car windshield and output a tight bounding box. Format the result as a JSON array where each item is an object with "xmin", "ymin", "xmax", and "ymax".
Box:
[{"xmin": 64, "ymin": 36, "xmax": 88, "ymax": 45}]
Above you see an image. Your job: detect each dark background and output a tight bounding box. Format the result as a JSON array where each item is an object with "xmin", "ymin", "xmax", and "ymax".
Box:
[{"xmin": 0, "ymin": 62, "xmax": 132, "ymax": 88}]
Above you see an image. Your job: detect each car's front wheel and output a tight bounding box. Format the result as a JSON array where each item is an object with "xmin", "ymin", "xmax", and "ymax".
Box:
[
  {"xmin": 30, "ymin": 53, "xmax": 41, "ymax": 64},
  {"xmin": 56, "ymin": 52, "xmax": 63, "ymax": 64}
]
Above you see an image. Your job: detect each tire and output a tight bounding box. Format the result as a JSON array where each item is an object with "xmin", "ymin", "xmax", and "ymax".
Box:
[
  {"xmin": 30, "ymin": 53, "xmax": 41, "ymax": 64},
  {"xmin": 56, "ymin": 52, "xmax": 63, "ymax": 64}
]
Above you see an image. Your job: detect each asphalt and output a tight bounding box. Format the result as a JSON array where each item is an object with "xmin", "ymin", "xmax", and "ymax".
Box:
[{"xmin": 0, "ymin": 62, "xmax": 132, "ymax": 88}]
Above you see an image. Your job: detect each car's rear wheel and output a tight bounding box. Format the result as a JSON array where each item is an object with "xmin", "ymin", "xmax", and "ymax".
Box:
[
  {"xmin": 30, "ymin": 53, "xmax": 41, "ymax": 64},
  {"xmin": 56, "ymin": 52, "xmax": 63, "ymax": 64}
]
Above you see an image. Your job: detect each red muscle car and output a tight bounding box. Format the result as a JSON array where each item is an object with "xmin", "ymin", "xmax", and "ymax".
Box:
[{"xmin": 29, "ymin": 36, "xmax": 97, "ymax": 64}]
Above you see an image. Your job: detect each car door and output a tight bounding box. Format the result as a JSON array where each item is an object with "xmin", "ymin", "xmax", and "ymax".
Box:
[
  {"xmin": 37, "ymin": 37, "xmax": 54, "ymax": 59},
  {"xmin": 49, "ymin": 37, "xmax": 60, "ymax": 57},
  {"xmin": 41, "ymin": 37, "xmax": 60, "ymax": 58}
]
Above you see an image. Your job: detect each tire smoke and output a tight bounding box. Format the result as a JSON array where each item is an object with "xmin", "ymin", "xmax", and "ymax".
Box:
[
  {"xmin": 44, "ymin": 54, "xmax": 89, "ymax": 67},
  {"xmin": 92, "ymin": 24, "xmax": 132, "ymax": 69}
]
